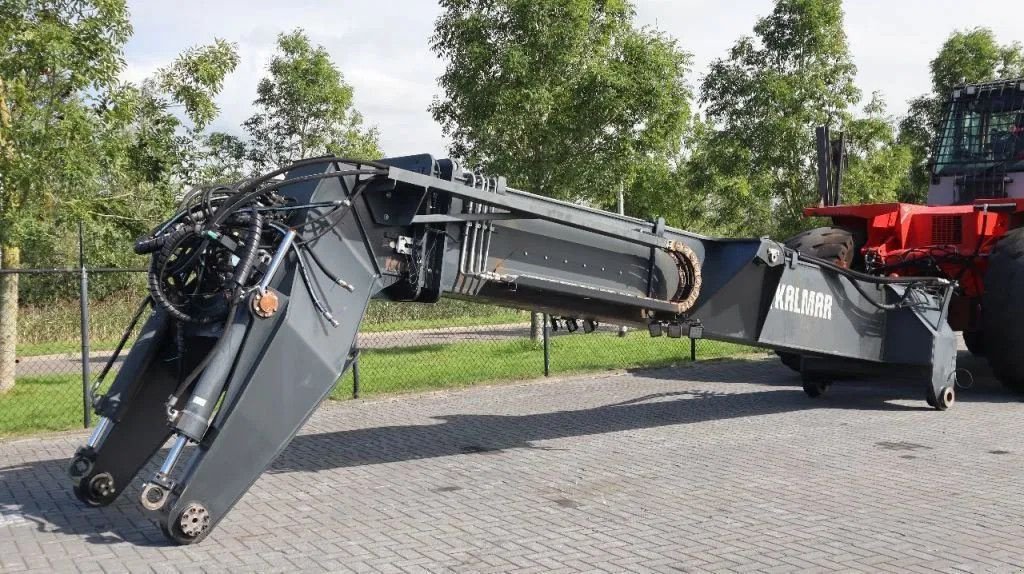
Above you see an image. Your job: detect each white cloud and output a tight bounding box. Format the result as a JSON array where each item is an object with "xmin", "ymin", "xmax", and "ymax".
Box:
[{"xmin": 124, "ymin": 0, "xmax": 1023, "ymax": 156}]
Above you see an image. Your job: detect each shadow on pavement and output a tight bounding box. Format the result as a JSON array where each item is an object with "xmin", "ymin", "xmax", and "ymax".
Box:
[{"xmin": 0, "ymin": 353, "xmax": 1018, "ymax": 546}]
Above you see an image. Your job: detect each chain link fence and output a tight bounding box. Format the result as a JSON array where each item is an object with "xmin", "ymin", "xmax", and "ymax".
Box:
[
  {"xmin": 1, "ymin": 243, "xmax": 755, "ymax": 437},
  {"xmin": 339, "ymin": 315, "xmax": 750, "ymax": 401}
]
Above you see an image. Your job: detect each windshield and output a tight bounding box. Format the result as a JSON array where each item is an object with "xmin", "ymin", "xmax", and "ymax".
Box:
[{"xmin": 933, "ymin": 87, "xmax": 1024, "ymax": 176}]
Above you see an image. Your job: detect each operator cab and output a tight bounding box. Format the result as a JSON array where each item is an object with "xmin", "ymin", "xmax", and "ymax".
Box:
[{"xmin": 928, "ymin": 79, "xmax": 1024, "ymax": 205}]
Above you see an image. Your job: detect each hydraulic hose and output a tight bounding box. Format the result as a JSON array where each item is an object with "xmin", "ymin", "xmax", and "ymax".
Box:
[
  {"xmin": 799, "ymin": 252, "xmax": 948, "ymax": 311},
  {"xmin": 230, "ymin": 210, "xmax": 264, "ymax": 290}
]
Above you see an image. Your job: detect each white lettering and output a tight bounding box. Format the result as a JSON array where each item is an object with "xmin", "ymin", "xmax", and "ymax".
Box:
[{"xmin": 773, "ymin": 283, "xmax": 833, "ymax": 320}]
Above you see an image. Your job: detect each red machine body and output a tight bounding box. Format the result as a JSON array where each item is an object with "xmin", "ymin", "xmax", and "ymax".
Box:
[
  {"xmin": 784, "ymin": 79, "xmax": 1024, "ymax": 390},
  {"xmin": 805, "ymin": 199, "xmax": 1024, "ymax": 331}
]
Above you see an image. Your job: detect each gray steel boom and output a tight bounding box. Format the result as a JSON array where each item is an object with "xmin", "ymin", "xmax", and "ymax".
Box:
[{"xmin": 68, "ymin": 155, "xmax": 958, "ymax": 545}]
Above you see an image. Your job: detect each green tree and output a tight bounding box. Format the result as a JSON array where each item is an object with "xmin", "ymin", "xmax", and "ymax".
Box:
[
  {"xmin": 430, "ymin": 0, "xmax": 692, "ymax": 208},
  {"xmin": 0, "ymin": 0, "xmax": 237, "ymax": 392},
  {"xmin": 842, "ymin": 93, "xmax": 913, "ymax": 205},
  {"xmin": 187, "ymin": 131, "xmax": 247, "ymax": 184},
  {"xmin": 695, "ymin": 0, "xmax": 860, "ymax": 237},
  {"xmin": 244, "ymin": 30, "xmax": 381, "ymax": 175},
  {"xmin": 0, "ymin": 0, "xmax": 132, "ymax": 392},
  {"xmin": 899, "ymin": 28, "xmax": 1024, "ymax": 202},
  {"xmin": 18, "ymin": 39, "xmax": 239, "ymax": 300},
  {"xmin": 431, "ymin": 0, "xmax": 691, "ymax": 339}
]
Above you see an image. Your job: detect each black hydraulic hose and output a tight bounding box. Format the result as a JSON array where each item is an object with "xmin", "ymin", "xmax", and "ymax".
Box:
[
  {"xmin": 210, "ymin": 169, "xmax": 382, "ymax": 229},
  {"xmin": 90, "ymin": 297, "xmax": 152, "ymax": 396},
  {"xmin": 297, "ymin": 179, "xmax": 374, "ymax": 245},
  {"xmin": 230, "ymin": 210, "xmax": 264, "ymax": 289},
  {"xmin": 302, "ymin": 244, "xmax": 348, "ymax": 288},
  {"xmin": 133, "ymin": 235, "xmax": 164, "ymax": 255},
  {"xmin": 794, "ymin": 252, "xmax": 946, "ymax": 311},
  {"xmin": 800, "ymin": 252, "xmax": 949, "ymax": 286},
  {"xmin": 294, "ymin": 243, "xmax": 338, "ymax": 327},
  {"xmin": 209, "ymin": 158, "xmax": 387, "ymax": 227},
  {"xmin": 798, "ymin": 253, "xmax": 948, "ymax": 311},
  {"xmin": 148, "ymin": 225, "xmax": 215, "ymax": 324}
]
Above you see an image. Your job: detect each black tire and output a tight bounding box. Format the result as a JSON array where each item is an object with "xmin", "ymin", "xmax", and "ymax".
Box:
[
  {"xmin": 982, "ymin": 227, "xmax": 1024, "ymax": 392},
  {"xmin": 784, "ymin": 226, "xmax": 858, "ymax": 269},
  {"xmin": 963, "ymin": 330, "xmax": 985, "ymax": 356},
  {"xmin": 776, "ymin": 226, "xmax": 858, "ymax": 371}
]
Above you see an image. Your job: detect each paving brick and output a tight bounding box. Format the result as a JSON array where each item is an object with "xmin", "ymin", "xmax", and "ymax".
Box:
[{"xmin": 1, "ymin": 357, "xmax": 1022, "ymax": 572}]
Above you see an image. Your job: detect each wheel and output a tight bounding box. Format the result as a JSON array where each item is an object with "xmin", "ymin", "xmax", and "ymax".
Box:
[
  {"xmin": 926, "ymin": 386, "xmax": 955, "ymax": 410},
  {"xmin": 161, "ymin": 502, "xmax": 213, "ymax": 545},
  {"xmin": 776, "ymin": 226, "xmax": 860, "ymax": 371},
  {"xmin": 982, "ymin": 227, "xmax": 1024, "ymax": 392},
  {"xmin": 784, "ymin": 226, "xmax": 860, "ymax": 268},
  {"xmin": 72, "ymin": 472, "xmax": 118, "ymax": 507},
  {"xmin": 67, "ymin": 452, "xmax": 94, "ymax": 481},
  {"xmin": 963, "ymin": 330, "xmax": 985, "ymax": 356},
  {"xmin": 802, "ymin": 377, "xmax": 830, "ymax": 398}
]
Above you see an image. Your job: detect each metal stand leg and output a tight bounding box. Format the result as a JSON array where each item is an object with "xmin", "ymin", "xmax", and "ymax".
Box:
[
  {"xmin": 69, "ymin": 312, "xmax": 177, "ymax": 507},
  {"xmin": 70, "ymin": 362, "xmax": 178, "ymax": 507},
  {"xmin": 156, "ymin": 284, "xmax": 375, "ymax": 545}
]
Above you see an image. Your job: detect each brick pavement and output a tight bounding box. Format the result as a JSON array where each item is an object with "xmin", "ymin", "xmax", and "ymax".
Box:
[{"xmin": 1, "ymin": 353, "xmax": 1022, "ymax": 573}]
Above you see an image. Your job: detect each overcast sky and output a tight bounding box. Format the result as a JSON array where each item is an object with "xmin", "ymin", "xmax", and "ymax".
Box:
[{"xmin": 123, "ymin": 0, "xmax": 1022, "ymax": 157}]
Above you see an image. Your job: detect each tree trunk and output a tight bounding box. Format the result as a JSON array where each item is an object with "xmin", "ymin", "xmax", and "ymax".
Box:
[
  {"xmin": 0, "ymin": 245, "xmax": 19, "ymax": 394},
  {"xmin": 530, "ymin": 311, "xmax": 542, "ymax": 341}
]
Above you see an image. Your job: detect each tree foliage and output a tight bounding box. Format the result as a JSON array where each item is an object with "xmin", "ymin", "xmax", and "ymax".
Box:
[
  {"xmin": 694, "ymin": 0, "xmax": 861, "ymax": 236},
  {"xmin": 242, "ymin": 30, "xmax": 380, "ymax": 175},
  {"xmin": 430, "ymin": 0, "xmax": 692, "ymax": 208},
  {"xmin": 0, "ymin": 0, "xmax": 132, "ymax": 245},
  {"xmin": 0, "ymin": 1, "xmax": 239, "ymax": 391},
  {"xmin": 841, "ymin": 93, "xmax": 913, "ymax": 205},
  {"xmin": 899, "ymin": 28, "xmax": 1024, "ymax": 202},
  {"xmin": 0, "ymin": 0, "xmax": 238, "ymax": 300}
]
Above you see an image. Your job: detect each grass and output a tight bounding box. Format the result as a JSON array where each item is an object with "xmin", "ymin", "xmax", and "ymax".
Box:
[
  {"xmin": 337, "ymin": 331, "xmax": 754, "ymax": 398},
  {"xmin": 15, "ymin": 296, "xmax": 527, "ymax": 357},
  {"xmin": 0, "ymin": 333, "xmax": 757, "ymax": 437},
  {"xmin": 0, "ymin": 373, "xmax": 85, "ymax": 435},
  {"xmin": 358, "ymin": 309, "xmax": 525, "ymax": 334}
]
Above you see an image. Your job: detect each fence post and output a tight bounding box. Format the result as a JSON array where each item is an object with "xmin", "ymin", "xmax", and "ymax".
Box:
[
  {"xmin": 542, "ymin": 314, "xmax": 550, "ymax": 377},
  {"xmin": 78, "ymin": 222, "xmax": 92, "ymax": 428},
  {"xmin": 351, "ymin": 348, "xmax": 361, "ymax": 399},
  {"xmin": 617, "ymin": 189, "xmax": 628, "ymax": 338},
  {"xmin": 690, "ymin": 337, "xmax": 696, "ymax": 362}
]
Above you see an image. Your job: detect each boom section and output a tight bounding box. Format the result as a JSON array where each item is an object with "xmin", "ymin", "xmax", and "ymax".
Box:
[{"xmin": 67, "ymin": 155, "xmax": 957, "ymax": 545}]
